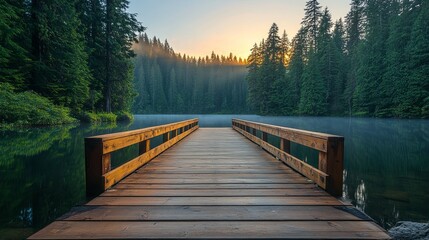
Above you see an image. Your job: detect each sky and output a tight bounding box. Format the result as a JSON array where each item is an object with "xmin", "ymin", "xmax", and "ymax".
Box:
[{"xmin": 128, "ymin": 0, "xmax": 351, "ymax": 59}]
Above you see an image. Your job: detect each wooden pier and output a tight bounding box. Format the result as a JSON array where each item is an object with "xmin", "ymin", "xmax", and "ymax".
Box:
[{"xmin": 29, "ymin": 119, "xmax": 390, "ymax": 239}]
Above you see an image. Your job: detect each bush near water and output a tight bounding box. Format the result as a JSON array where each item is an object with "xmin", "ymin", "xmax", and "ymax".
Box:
[{"xmin": 0, "ymin": 83, "xmax": 133, "ymax": 127}]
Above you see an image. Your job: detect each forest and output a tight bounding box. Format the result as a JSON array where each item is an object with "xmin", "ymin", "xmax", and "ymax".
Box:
[
  {"xmin": 1, "ymin": 0, "xmax": 428, "ymax": 127},
  {"xmin": 0, "ymin": 0, "xmax": 142, "ymax": 126},
  {"xmin": 132, "ymin": 35, "xmax": 248, "ymax": 114},
  {"xmin": 247, "ymin": 0, "xmax": 429, "ymax": 118}
]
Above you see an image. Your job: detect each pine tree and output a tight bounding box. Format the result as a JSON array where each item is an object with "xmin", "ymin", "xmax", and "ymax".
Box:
[
  {"xmin": 260, "ymin": 23, "xmax": 283, "ymax": 114},
  {"xmin": 399, "ymin": 1, "xmax": 429, "ymax": 118},
  {"xmin": 246, "ymin": 43, "xmax": 261, "ymax": 111},
  {"xmin": 78, "ymin": 0, "xmax": 106, "ymax": 111},
  {"xmin": 299, "ymin": 51, "xmax": 327, "ymax": 115},
  {"xmin": 330, "ymin": 19, "xmax": 347, "ymax": 114},
  {"xmin": 104, "ymin": 0, "xmax": 143, "ymax": 112},
  {"xmin": 353, "ymin": 0, "xmax": 392, "ymax": 116},
  {"xmin": 286, "ymin": 27, "xmax": 307, "ymax": 114},
  {"xmin": 280, "ymin": 30, "xmax": 291, "ymax": 66},
  {"xmin": 30, "ymin": 0, "xmax": 92, "ymax": 113},
  {"xmin": 302, "ymin": 0, "xmax": 322, "ymax": 51},
  {"xmin": 0, "ymin": 0, "xmax": 30, "ymax": 90},
  {"xmin": 344, "ymin": 0, "xmax": 365, "ymax": 115}
]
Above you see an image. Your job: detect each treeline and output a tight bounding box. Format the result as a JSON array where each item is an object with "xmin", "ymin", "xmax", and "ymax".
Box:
[
  {"xmin": 247, "ymin": 0, "xmax": 429, "ymax": 118},
  {"xmin": 133, "ymin": 34, "xmax": 248, "ymax": 114},
  {"xmin": 0, "ymin": 0, "xmax": 142, "ymax": 124}
]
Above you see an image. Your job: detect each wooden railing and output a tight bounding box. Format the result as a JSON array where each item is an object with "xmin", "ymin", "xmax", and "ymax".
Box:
[
  {"xmin": 232, "ymin": 119, "xmax": 344, "ymax": 196},
  {"xmin": 85, "ymin": 118, "xmax": 199, "ymax": 197}
]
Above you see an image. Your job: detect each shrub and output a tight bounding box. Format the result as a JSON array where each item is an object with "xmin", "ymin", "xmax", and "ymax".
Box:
[
  {"xmin": 98, "ymin": 113, "xmax": 117, "ymax": 123},
  {"xmin": 116, "ymin": 111, "xmax": 134, "ymax": 122},
  {"xmin": 0, "ymin": 83, "xmax": 77, "ymax": 127},
  {"xmin": 80, "ymin": 112, "xmax": 117, "ymax": 123}
]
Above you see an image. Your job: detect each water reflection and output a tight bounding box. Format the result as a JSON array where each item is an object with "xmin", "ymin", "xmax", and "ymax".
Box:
[
  {"xmin": 355, "ymin": 180, "xmax": 367, "ymax": 212},
  {"xmin": 0, "ymin": 115, "xmax": 428, "ymax": 239}
]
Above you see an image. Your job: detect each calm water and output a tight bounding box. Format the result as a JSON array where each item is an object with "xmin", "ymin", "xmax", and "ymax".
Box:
[{"xmin": 0, "ymin": 115, "xmax": 428, "ymax": 239}]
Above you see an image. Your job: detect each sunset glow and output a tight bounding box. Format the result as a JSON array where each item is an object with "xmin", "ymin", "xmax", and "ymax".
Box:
[{"xmin": 129, "ymin": 0, "xmax": 350, "ymax": 59}]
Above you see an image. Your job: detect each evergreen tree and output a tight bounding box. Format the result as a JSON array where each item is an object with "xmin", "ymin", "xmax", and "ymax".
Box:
[
  {"xmin": 30, "ymin": 0, "xmax": 92, "ymax": 113},
  {"xmin": 286, "ymin": 27, "xmax": 307, "ymax": 113},
  {"xmin": 246, "ymin": 43, "xmax": 261, "ymax": 111},
  {"xmin": 330, "ymin": 19, "xmax": 347, "ymax": 114},
  {"xmin": 344, "ymin": 0, "xmax": 365, "ymax": 115},
  {"xmin": 353, "ymin": 0, "xmax": 392, "ymax": 116},
  {"xmin": 302, "ymin": 0, "xmax": 322, "ymax": 51},
  {"xmin": 0, "ymin": 0, "xmax": 30, "ymax": 90},
  {"xmin": 104, "ymin": 0, "xmax": 143, "ymax": 113},
  {"xmin": 399, "ymin": 1, "xmax": 429, "ymax": 117},
  {"xmin": 299, "ymin": 51, "xmax": 327, "ymax": 115},
  {"xmin": 260, "ymin": 23, "xmax": 284, "ymax": 114},
  {"xmin": 78, "ymin": 0, "xmax": 106, "ymax": 111}
]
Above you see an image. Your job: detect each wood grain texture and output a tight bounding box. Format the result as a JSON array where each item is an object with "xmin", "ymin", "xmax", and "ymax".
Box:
[
  {"xmin": 30, "ymin": 128, "xmax": 389, "ymax": 239},
  {"xmin": 29, "ymin": 221, "xmax": 389, "ymax": 239}
]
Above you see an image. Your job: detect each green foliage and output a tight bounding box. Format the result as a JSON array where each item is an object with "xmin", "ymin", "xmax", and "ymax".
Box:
[
  {"xmin": 80, "ymin": 112, "xmax": 117, "ymax": 123},
  {"xmin": 116, "ymin": 111, "xmax": 134, "ymax": 122},
  {"xmin": 0, "ymin": 84, "xmax": 76, "ymax": 127},
  {"xmin": 246, "ymin": 0, "xmax": 428, "ymax": 118},
  {"xmin": 0, "ymin": 0, "xmax": 141, "ymax": 126},
  {"xmin": 0, "ymin": 0, "xmax": 30, "ymax": 90},
  {"xmin": 30, "ymin": 0, "xmax": 92, "ymax": 113},
  {"xmin": 247, "ymin": 23, "xmax": 288, "ymax": 115}
]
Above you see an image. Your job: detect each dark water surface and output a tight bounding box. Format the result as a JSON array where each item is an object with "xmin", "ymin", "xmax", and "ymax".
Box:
[{"xmin": 1, "ymin": 115, "xmax": 428, "ymax": 239}]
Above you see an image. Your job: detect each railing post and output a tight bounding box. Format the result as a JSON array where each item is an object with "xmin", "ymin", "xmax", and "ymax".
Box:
[
  {"xmin": 262, "ymin": 132, "xmax": 267, "ymax": 142},
  {"xmin": 319, "ymin": 138, "xmax": 344, "ymax": 197},
  {"xmin": 280, "ymin": 138, "xmax": 290, "ymax": 153},
  {"xmin": 163, "ymin": 132, "xmax": 170, "ymax": 142},
  {"xmin": 139, "ymin": 139, "xmax": 151, "ymax": 155},
  {"xmin": 85, "ymin": 138, "xmax": 110, "ymax": 198}
]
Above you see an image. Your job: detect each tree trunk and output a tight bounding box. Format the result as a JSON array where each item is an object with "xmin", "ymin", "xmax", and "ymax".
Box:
[{"xmin": 105, "ymin": 0, "xmax": 112, "ymax": 112}]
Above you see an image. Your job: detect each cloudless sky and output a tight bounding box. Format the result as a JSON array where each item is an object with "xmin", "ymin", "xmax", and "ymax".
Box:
[{"xmin": 128, "ymin": 0, "xmax": 351, "ymax": 59}]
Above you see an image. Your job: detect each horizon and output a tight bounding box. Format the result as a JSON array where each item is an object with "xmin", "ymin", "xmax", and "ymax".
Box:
[{"xmin": 128, "ymin": 0, "xmax": 351, "ymax": 59}]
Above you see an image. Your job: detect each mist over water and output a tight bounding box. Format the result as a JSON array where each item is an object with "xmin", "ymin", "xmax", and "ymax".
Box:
[{"xmin": 1, "ymin": 115, "xmax": 428, "ymax": 238}]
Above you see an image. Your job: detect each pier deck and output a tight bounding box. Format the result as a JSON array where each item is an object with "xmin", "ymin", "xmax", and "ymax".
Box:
[{"xmin": 29, "ymin": 122, "xmax": 390, "ymax": 239}]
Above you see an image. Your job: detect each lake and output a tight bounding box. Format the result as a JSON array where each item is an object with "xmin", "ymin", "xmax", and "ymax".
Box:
[{"xmin": 1, "ymin": 115, "xmax": 428, "ymax": 239}]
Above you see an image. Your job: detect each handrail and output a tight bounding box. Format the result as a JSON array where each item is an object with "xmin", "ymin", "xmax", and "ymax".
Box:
[
  {"xmin": 85, "ymin": 118, "xmax": 199, "ymax": 197},
  {"xmin": 232, "ymin": 119, "xmax": 344, "ymax": 196}
]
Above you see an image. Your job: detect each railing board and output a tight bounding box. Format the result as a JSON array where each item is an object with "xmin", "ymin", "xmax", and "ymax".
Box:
[
  {"xmin": 233, "ymin": 125, "xmax": 328, "ymax": 189},
  {"xmin": 85, "ymin": 118, "xmax": 199, "ymax": 197},
  {"xmin": 232, "ymin": 119, "xmax": 344, "ymax": 196},
  {"xmin": 103, "ymin": 125, "xmax": 198, "ymax": 189}
]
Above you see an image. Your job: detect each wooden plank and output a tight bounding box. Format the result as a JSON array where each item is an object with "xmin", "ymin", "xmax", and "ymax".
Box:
[
  {"xmin": 101, "ymin": 188, "xmax": 329, "ymax": 197},
  {"xmin": 87, "ymin": 196, "xmax": 347, "ymax": 206},
  {"xmin": 102, "ymin": 125, "xmax": 198, "ymax": 189},
  {"xmin": 29, "ymin": 221, "xmax": 390, "ymax": 239},
  {"xmin": 113, "ymin": 183, "xmax": 316, "ymax": 189},
  {"xmin": 121, "ymin": 178, "xmax": 312, "ymax": 184},
  {"xmin": 60, "ymin": 205, "xmax": 370, "ymax": 221},
  {"xmin": 127, "ymin": 173, "xmax": 303, "ymax": 179},
  {"xmin": 137, "ymin": 169, "xmax": 293, "ymax": 174}
]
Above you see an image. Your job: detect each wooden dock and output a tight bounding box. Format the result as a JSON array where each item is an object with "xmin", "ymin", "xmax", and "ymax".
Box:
[{"xmin": 29, "ymin": 119, "xmax": 390, "ymax": 239}]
